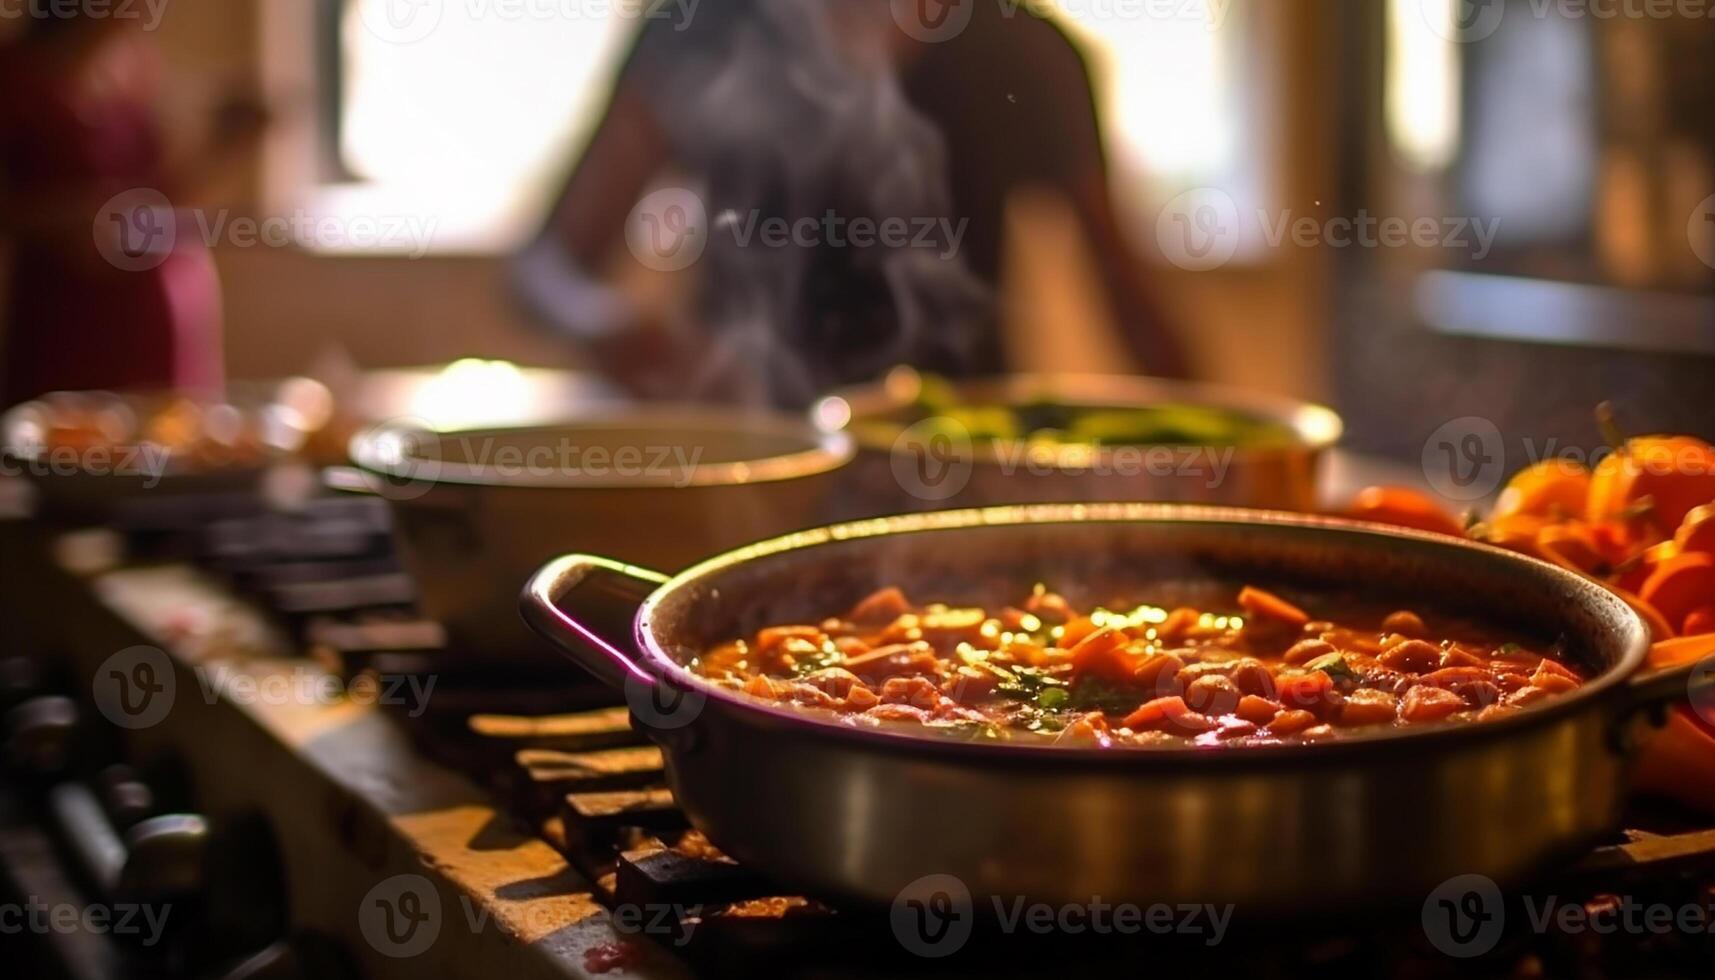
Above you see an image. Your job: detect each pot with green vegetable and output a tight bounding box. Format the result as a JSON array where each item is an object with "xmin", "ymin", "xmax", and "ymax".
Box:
[{"xmin": 814, "ymin": 368, "xmax": 1342, "ymax": 518}]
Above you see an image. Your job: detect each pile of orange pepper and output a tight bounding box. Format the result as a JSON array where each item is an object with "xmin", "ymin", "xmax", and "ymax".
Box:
[{"xmin": 1342, "ymin": 424, "xmax": 1715, "ymax": 811}]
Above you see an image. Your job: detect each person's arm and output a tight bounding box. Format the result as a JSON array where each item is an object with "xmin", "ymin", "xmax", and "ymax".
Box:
[
  {"xmin": 510, "ymin": 75, "xmax": 698, "ymax": 396},
  {"xmin": 1065, "ymin": 168, "xmax": 1192, "ymax": 379},
  {"xmin": 537, "ymin": 81, "xmax": 668, "ymax": 269},
  {"xmin": 1008, "ymin": 25, "xmax": 1192, "ymax": 379}
]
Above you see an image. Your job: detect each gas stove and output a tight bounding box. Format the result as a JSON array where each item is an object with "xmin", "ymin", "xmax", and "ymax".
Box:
[{"xmin": 3, "ymin": 491, "xmax": 1713, "ymax": 978}]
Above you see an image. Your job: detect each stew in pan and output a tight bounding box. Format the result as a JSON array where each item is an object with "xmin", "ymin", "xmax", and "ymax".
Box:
[{"xmin": 693, "ymin": 584, "xmax": 1589, "ymax": 747}]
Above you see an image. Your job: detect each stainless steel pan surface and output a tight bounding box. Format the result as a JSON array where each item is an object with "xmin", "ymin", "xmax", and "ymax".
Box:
[{"xmin": 523, "ymin": 504, "xmax": 1703, "ymax": 916}]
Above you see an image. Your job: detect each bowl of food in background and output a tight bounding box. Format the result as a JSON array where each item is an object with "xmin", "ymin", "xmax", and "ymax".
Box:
[
  {"xmin": 817, "ymin": 367, "xmax": 1343, "ymax": 518},
  {"xmin": 1, "ymin": 380, "xmax": 334, "ymax": 523},
  {"xmin": 336, "ymin": 407, "xmax": 852, "ymax": 667}
]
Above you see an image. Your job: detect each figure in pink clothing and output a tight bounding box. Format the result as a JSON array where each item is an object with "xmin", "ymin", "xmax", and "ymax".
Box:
[{"xmin": 0, "ymin": 10, "xmax": 266, "ymax": 407}]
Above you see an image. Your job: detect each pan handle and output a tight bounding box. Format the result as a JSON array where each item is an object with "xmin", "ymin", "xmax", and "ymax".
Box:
[
  {"xmin": 1621, "ymin": 650, "xmax": 1715, "ymax": 720},
  {"xmin": 521, "ymin": 555, "xmax": 671, "ymax": 692}
]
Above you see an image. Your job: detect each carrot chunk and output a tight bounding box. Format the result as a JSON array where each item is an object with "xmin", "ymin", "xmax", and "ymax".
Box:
[{"xmin": 1238, "ymin": 586, "xmax": 1310, "ymax": 627}]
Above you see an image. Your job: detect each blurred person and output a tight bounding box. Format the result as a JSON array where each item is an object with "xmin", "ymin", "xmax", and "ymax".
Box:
[
  {"xmin": 0, "ymin": 9, "xmax": 264, "ymax": 407},
  {"xmin": 514, "ymin": 0, "xmax": 1189, "ymax": 407}
]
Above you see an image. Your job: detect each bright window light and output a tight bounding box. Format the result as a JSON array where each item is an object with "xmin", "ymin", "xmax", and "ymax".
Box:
[
  {"xmin": 333, "ymin": 3, "xmax": 1249, "ymax": 253},
  {"xmin": 1386, "ymin": 0, "xmax": 1461, "ymax": 171}
]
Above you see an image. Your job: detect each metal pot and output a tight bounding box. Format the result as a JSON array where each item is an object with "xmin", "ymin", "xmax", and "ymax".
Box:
[
  {"xmin": 817, "ymin": 369, "xmax": 1343, "ymax": 519},
  {"xmin": 521, "ymin": 504, "xmax": 1706, "ymax": 915},
  {"xmin": 340, "ymin": 408, "xmax": 852, "ymax": 665}
]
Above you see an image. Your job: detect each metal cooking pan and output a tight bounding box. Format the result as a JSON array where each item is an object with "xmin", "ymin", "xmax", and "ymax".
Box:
[
  {"xmin": 337, "ymin": 407, "xmax": 852, "ymax": 665},
  {"xmin": 521, "ymin": 504, "xmax": 1704, "ymax": 915},
  {"xmin": 819, "ymin": 369, "xmax": 1343, "ymax": 519}
]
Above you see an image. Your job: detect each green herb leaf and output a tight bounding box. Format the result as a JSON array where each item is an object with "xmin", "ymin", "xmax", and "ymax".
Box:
[{"xmin": 1305, "ymin": 652, "xmax": 1358, "ymax": 680}]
